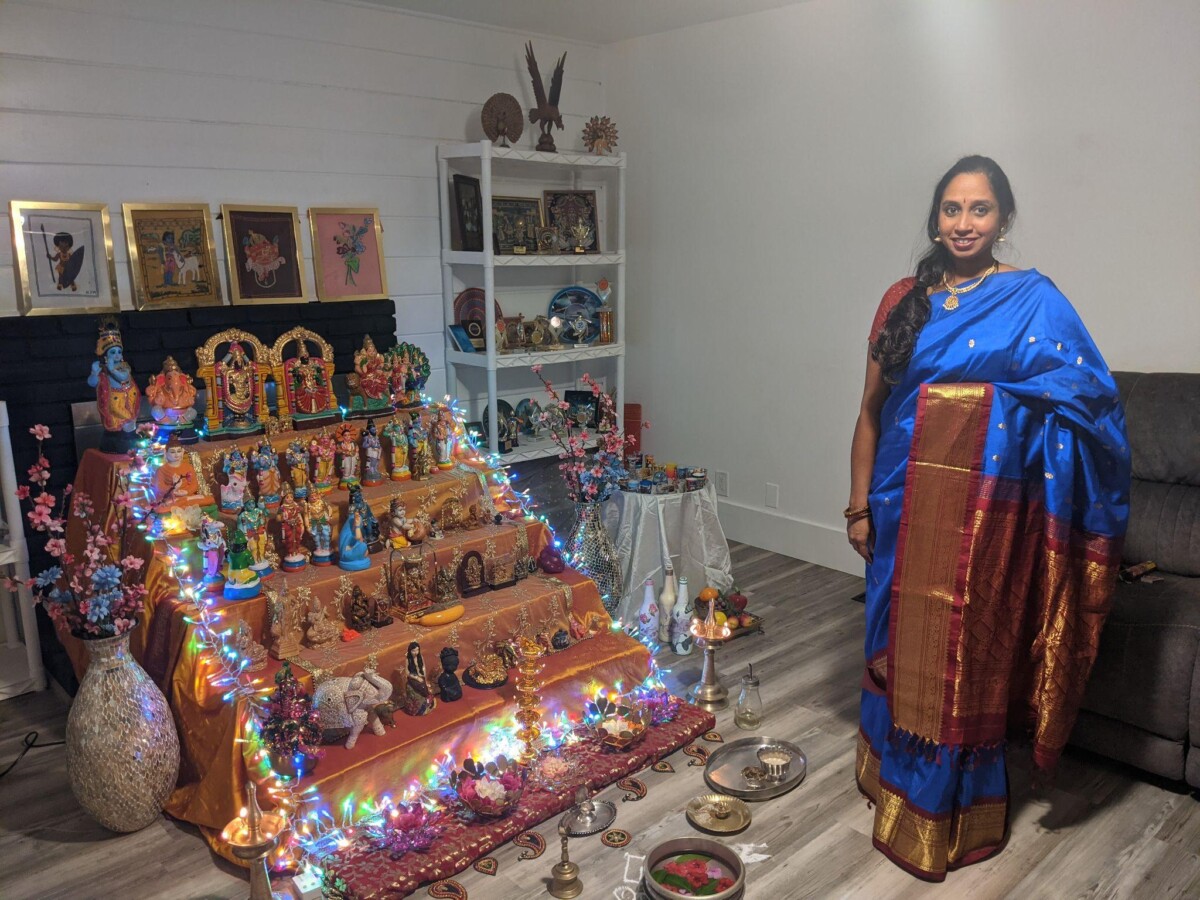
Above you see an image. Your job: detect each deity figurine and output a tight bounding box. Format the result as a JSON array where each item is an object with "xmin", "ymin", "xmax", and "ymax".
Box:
[
  {"xmin": 250, "ymin": 438, "xmax": 282, "ymax": 513},
  {"xmin": 310, "ymin": 428, "xmax": 337, "ymax": 493},
  {"xmin": 277, "ymin": 484, "xmax": 307, "ymax": 572},
  {"xmin": 88, "ymin": 317, "xmax": 141, "ymax": 452},
  {"xmin": 198, "ymin": 514, "xmax": 226, "ymax": 589},
  {"xmin": 386, "ymin": 498, "xmax": 410, "ymax": 549},
  {"xmin": 304, "ymin": 592, "xmax": 340, "ymax": 649},
  {"xmin": 334, "ymin": 423, "xmax": 360, "ymax": 490},
  {"xmin": 223, "ymin": 525, "xmax": 262, "ymax": 601},
  {"xmin": 394, "ymin": 343, "xmax": 431, "ymax": 411},
  {"xmin": 361, "ymin": 419, "xmax": 384, "ymax": 487},
  {"xmin": 152, "ymin": 434, "xmax": 201, "ymax": 511},
  {"xmin": 347, "ymin": 485, "xmax": 382, "ymax": 553},
  {"xmin": 347, "ymin": 585, "xmax": 373, "ymax": 633},
  {"xmin": 437, "ymin": 647, "xmax": 462, "ymax": 702},
  {"xmin": 381, "ymin": 415, "xmax": 410, "ymax": 481},
  {"xmin": 347, "ymin": 334, "xmax": 392, "ymax": 416},
  {"xmin": 220, "ymin": 447, "xmax": 249, "ymax": 515},
  {"xmin": 272, "ymin": 329, "xmax": 338, "ymax": 427},
  {"xmin": 432, "ymin": 407, "xmax": 457, "ymax": 470},
  {"xmin": 145, "ymin": 355, "xmax": 198, "ymax": 443},
  {"xmin": 304, "ymin": 493, "xmax": 335, "ymax": 566},
  {"xmin": 232, "ymin": 619, "xmax": 267, "ymax": 672},
  {"xmin": 237, "ymin": 494, "xmax": 272, "ymax": 579},
  {"xmin": 407, "ymin": 414, "xmax": 433, "ymax": 481},
  {"xmin": 338, "ymin": 503, "xmax": 371, "ymax": 572},
  {"xmin": 371, "ymin": 589, "xmax": 393, "ymax": 628},
  {"xmin": 285, "ymin": 438, "xmax": 310, "ymax": 500},
  {"xmin": 266, "ymin": 580, "xmax": 303, "ymax": 660},
  {"xmin": 400, "ymin": 642, "xmax": 436, "ymax": 716},
  {"xmin": 196, "ymin": 333, "xmax": 270, "ymax": 437}
]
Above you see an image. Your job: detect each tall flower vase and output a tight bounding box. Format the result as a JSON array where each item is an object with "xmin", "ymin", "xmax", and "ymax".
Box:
[
  {"xmin": 565, "ymin": 502, "xmax": 624, "ymax": 613},
  {"xmin": 66, "ymin": 630, "xmax": 180, "ymax": 833}
]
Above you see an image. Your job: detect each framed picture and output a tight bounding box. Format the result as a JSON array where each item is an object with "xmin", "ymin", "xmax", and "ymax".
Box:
[
  {"xmin": 564, "ymin": 389, "xmax": 599, "ymax": 428},
  {"xmin": 219, "ymin": 204, "xmax": 306, "ymax": 304},
  {"xmin": 122, "ymin": 203, "xmax": 222, "ymax": 310},
  {"xmin": 9, "ymin": 200, "xmax": 119, "ymax": 316},
  {"xmin": 308, "ymin": 207, "xmax": 388, "ymax": 302},
  {"xmin": 491, "ymin": 196, "xmax": 542, "ymax": 255},
  {"xmin": 452, "ymin": 175, "xmax": 484, "ymax": 252},
  {"xmin": 447, "ymin": 323, "xmax": 476, "ymax": 353},
  {"xmin": 543, "ymin": 190, "xmax": 600, "ymax": 253}
]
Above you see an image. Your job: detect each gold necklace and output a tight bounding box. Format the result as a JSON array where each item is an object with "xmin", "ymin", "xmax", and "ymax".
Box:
[{"xmin": 940, "ymin": 262, "xmax": 998, "ymax": 311}]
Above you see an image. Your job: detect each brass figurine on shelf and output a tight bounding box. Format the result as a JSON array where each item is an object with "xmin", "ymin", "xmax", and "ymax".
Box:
[
  {"xmin": 348, "ymin": 585, "xmax": 373, "ymax": 632},
  {"xmin": 481, "ymin": 92, "xmax": 524, "ymax": 148},
  {"xmin": 456, "ymin": 550, "xmax": 487, "ymax": 597},
  {"xmin": 265, "ymin": 581, "xmax": 303, "ymax": 660},
  {"xmin": 525, "ymin": 42, "xmax": 566, "ymax": 153},
  {"xmin": 582, "ymin": 115, "xmax": 619, "ymax": 156},
  {"xmin": 387, "ymin": 551, "xmax": 431, "ymax": 622},
  {"xmin": 304, "ymin": 591, "xmax": 340, "ymax": 649},
  {"xmin": 371, "ymin": 587, "xmax": 394, "ymax": 628}
]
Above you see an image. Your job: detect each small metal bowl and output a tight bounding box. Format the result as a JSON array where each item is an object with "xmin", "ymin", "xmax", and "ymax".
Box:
[
  {"xmin": 643, "ymin": 837, "xmax": 745, "ymax": 900},
  {"xmin": 755, "ymin": 745, "xmax": 793, "ymax": 782}
]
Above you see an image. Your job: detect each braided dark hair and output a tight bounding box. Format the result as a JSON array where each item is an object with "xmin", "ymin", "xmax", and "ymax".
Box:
[{"xmin": 873, "ymin": 156, "xmax": 1016, "ymax": 384}]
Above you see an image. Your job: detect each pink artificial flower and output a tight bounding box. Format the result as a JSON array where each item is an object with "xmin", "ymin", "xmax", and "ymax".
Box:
[
  {"xmin": 3, "ymin": 576, "xmax": 21, "ymax": 593},
  {"xmin": 62, "ymin": 484, "xmax": 73, "ymax": 497},
  {"xmin": 591, "ymin": 383, "xmax": 601, "ymax": 396},
  {"xmin": 531, "ymin": 364, "xmax": 543, "ymax": 374},
  {"xmin": 34, "ymin": 492, "xmax": 55, "ymax": 509},
  {"xmin": 558, "ymin": 401, "xmax": 569, "ymax": 411},
  {"xmin": 120, "ymin": 555, "xmax": 145, "ymax": 572},
  {"xmin": 45, "ymin": 538, "xmax": 67, "ymax": 558},
  {"xmin": 28, "ymin": 424, "xmax": 51, "ymax": 441},
  {"xmin": 26, "ymin": 506, "xmax": 52, "ymax": 528},
  {"xmin": 15, "ymin": 485, "xmax": 30, "ymax": 501},
  {"xmin": 112, "ymin": 492, "xmax": 135, "ymax": 510},
  {"xmin": 46, "ymin": 517, "xmax": 65, "ymax": 534}
]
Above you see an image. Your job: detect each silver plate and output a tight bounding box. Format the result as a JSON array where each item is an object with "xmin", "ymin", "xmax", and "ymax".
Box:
[{"xmin": 703, "ymin": 736, "xmax": 807, "ymax": 801}]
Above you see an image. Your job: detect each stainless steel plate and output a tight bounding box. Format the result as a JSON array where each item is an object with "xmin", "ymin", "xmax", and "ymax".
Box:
[{"xmin": 703, "ymin": 736, "xmax": 806, "ymax": 801}]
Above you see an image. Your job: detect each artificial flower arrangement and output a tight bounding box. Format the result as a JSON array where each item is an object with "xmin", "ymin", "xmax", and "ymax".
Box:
[
  {"xmin": 445, "ymin": 755, "xmax": 526, "ymax": 818},
  {"xmin": 582, "ymin": 692, "xmax": 649, "ymax": 751},
  {"xmin": 369, "ymin": 797, "xmax": 444, "ymax": 861},
  {"xmin": 10, "ymin": 425, "xmax": 147, "ymax": 638},
  {"xmin": 532, "ymin": 367, "xmax": 645, "ymax": 503}
]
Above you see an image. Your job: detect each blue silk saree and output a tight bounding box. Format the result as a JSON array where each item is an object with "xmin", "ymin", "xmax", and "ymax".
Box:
[{"xmin": 857, "ymin": 269, "xmax": 1130, "ymax": 879}]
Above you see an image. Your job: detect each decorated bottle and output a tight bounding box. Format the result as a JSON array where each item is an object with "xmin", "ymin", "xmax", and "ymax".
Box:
[
  {"xmin": 669, "ymin": 575, "xmax": 693, "ymax": 656},
  {"xmin": 636, "ymin": 577, "xmax": 659, "ymax": 645},
  {"xmin": 657, "ymin": 561, "xmax": 678, "ymax": 645}
]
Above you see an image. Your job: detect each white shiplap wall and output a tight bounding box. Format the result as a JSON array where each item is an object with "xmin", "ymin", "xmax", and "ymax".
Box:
[{"xmin": 0, "ymin": 0, "xmax": 606, "ymax": 399}]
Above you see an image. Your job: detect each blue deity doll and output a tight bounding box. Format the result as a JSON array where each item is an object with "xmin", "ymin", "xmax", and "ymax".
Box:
[
  {"xmin": 338, "ymin": 503, "xmax": 371, "ymax": 572},
  {"xmin": 361, "ymin": 419, "xmax": 384, "ymax": 487},
  {"xmin": 220, "ymin": 447, "xmax": 249, "ymax": 515},
  {"xmin": 285, "ymin": 438, "xmax": 310, "ymax": 500},
  {"xmin": 251, "ymin": 438, "xmax": 282, "ymax": 514}
]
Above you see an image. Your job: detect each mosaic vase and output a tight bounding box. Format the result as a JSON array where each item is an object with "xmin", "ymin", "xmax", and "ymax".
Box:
[
  {"xmin": 66, "ymin": 629, "xmax": 180, "ymax": 833},
  {"xmin": 566, "ymin": 502, "xmax": 623, "ymax": 613}
]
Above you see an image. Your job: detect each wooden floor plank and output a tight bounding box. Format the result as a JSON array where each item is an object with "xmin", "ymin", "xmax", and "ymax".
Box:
[{"xmin": 0, "ymin": 545, "xmax": 1197, "ymax": 899}]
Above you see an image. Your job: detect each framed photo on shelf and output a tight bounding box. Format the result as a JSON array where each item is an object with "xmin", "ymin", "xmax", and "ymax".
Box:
[
  {"xmin": 9, "ymin": 200, "xmax": 119, "ymax": 316},
  {"xmin": 122, "ymin": 202, "xmax": 222, "ymax": 311},
  {"xmin": 491, "ymin": 196, "xmax": 542, "ymax": 255},
  {"xmin": 447, "ymin": 323, "xmax": 476, "ymax": 353},
  {"xmin": 452, "ymin": 174, "xmax": 484, "ymax": 252},
  {"xmin": 220, "ymin": 204, "xmax": 306, "ymax": 304},
  {"xmin": 564, "ymin": 389, "xmax": 599, "ymax": 428},
  {"xmin": 308, "ymin": 207, "xmax": 388, "ymax": 302},
  {"xmin": 543, "ymin": 189, "xmax": 600, "ymax": 253}
]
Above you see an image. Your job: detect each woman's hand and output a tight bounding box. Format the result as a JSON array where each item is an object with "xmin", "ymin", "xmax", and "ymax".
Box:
[{"xmin": 848, "ymin": 516, "xmax": 874, "ymax": 562}]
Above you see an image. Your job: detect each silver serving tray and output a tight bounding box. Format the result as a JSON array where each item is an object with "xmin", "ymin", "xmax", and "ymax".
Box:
[{"xmin": 703, "ymin": 736, "xmax": 807, "ymax": 801}]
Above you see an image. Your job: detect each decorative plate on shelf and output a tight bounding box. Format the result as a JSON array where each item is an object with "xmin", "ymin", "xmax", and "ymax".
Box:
[
  {"xmin": 548, "ymin": 286, "xmax": 603, "ymax": 344},
  {"xmin": 481, "ymin": 399, "xmax": 516, "ymax": 445},
  {"xmin": 454, "ymin": 287, "xmax": 503, "ymax": 326}
]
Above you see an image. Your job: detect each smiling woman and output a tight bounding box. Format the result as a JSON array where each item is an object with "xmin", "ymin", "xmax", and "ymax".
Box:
[{"xmin": 847, "ymin": 156, "xmax": 1131, "ymax": 881}]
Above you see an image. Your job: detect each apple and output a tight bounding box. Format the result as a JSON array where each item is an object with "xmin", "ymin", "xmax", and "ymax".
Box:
[{"xmin": 727, "ymin": 589, "xmax": 748, "ymax": 613}]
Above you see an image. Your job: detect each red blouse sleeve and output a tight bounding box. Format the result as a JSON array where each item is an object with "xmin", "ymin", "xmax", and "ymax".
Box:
[{"xmin": 868, "ymin": 277, "xmax": 917, "ymax": 345}]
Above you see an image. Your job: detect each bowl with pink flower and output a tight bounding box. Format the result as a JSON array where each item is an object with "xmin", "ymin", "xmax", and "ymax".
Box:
[
  {"xmin": 644, "ymin": 837, "xmax": 745, "ymax": 899},
  {"xmin": 448, "ymin": 755, "xmax": 526, "ymax": 818}
]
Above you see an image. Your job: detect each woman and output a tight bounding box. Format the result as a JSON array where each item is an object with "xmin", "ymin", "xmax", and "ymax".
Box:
[
  {"xmin": 401, "ymin": 642, "xmax": 436, "ymax": 716},
  {"xmin": 849, "ymin": 156, "xmax": 1130, "ymax": 880}
]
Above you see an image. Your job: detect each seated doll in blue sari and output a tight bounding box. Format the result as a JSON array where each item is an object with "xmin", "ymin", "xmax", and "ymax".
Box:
[{"xmin": 847, "ymin": 156, "xmax": 1130, "ymax": 881}]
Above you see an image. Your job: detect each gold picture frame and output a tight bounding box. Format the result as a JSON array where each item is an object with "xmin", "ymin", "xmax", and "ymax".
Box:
[
  {"xmin": 122, "ymin": 202, "xmax": 223, "ymax": 311},
  {"xmin": 307, "ymin": 207, "xmax": 389, "ymax": 302},
  {"xmin": 219, "ymin": 204, "xmax": 307, "ymax": 305},
  {"xmin": 9, "ymin": 200, "xmax": 120, "ymax": 316}
]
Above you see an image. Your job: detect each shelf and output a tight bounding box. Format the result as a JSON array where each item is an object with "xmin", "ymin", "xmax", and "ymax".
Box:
[
  {"xmin": 488, "ymin": 433, "xmax": 599, "ymax": 464},
  {"xmin": 439, "ymin": 143, "xmax": 626, "ymax": 169},
  {"xmin": 447, "ymin": 343, "xmax": 624, "ymax": 370},
  {"xmin": 443, "ymin": 250, "xmax": 624, "ymax": 267}
]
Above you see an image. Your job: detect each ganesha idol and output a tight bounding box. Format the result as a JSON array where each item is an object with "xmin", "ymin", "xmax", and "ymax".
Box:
[
  {"xmin": 195, "ymin": 329, "xmax": 271, "ymax": 438},
  {"xmin": 145, "ymin": 356, "xmax": 199, "ymax": 444}
]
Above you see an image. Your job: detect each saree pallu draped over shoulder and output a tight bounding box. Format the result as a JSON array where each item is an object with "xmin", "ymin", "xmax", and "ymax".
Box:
[{"xmin": 856, "ymin": 270, "xmax": 1130, "ymax": 880}]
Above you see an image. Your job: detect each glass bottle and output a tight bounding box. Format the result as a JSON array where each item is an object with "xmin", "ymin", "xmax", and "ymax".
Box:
[
  {"xmin": 657, "ymin": 561, "xmax": 677, "ymax": 645},
  {"xmin": 636, "ymin": 577, "xmax": 659, "ymax": 645},
  {"xmin": 735, "ymin": 664, "xmax": 763, "ymax": 730},
  {"xmin": 669, "ymin": 575, "xmax": 692, "ymax": 656}
]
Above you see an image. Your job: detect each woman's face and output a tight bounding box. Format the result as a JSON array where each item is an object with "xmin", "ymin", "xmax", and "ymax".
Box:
[{"xmin": 936, "ymin": 172, "xmax": 1004, "ymax": 271}]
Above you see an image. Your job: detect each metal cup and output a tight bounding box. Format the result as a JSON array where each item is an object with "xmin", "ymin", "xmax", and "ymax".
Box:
[{"xmin": 756, "ymin": 746, "xmax": 792, "ymax": 782}]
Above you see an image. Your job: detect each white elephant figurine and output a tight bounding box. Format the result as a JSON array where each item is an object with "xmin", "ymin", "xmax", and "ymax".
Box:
[{"xmin": 314, "ymin": 664, "xmax": 395, "ymax": 749}]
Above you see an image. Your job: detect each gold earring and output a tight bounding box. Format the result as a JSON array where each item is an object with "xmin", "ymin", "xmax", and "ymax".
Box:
[{"xmin": 996, "ymin": 234, "xmax": 1007, "ymax": 243}]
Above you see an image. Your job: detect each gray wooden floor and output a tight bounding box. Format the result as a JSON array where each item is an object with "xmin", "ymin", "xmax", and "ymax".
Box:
[{"xmin": 2, "ymin": 542, "xmax": 1198, "ymax": 899}]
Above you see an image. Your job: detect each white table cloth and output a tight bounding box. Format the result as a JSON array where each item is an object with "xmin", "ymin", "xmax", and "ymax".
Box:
[{"xmin": 602, "ymin": 482, "xmax": 734, "ymax": 624}]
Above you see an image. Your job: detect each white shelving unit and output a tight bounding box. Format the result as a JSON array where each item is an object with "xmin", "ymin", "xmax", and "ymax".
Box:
[
  {"xmin": 437, "ymin": 141, "xmax": 626, "ymax": 459},
  {"xmin": 0, "ymin": 401, "xmax": 46, "ymax": 699}
]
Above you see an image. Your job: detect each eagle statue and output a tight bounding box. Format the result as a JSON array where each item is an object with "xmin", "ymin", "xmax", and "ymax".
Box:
[{"xmin": 525, "ymin": 42, "xmax": 566, "ymax": 152}]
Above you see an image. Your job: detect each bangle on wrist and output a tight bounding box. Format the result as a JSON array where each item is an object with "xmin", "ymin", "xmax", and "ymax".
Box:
[{"xmin": 843, "ymin": 504, "xmax": 871, "ymax": 520}]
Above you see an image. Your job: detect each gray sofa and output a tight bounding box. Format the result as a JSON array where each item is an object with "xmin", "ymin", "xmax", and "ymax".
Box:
[{"xmin": 1070, "ymin": 371, "xmax": 1200, "ymax": 787}]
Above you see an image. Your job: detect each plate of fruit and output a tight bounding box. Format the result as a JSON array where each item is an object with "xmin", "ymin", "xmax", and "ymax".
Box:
[{"xmin": 693, "ymin": 586, "xmax": 762, "ymax": 639}]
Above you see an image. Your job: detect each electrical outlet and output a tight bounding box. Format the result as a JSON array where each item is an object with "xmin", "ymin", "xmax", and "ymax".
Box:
[
  {"xmin": 714, "ymin": 470, "xmax": 729, "ymax": 497},
  {"xmin": 765, "ymin": 482, "xmax": 780, "ymax": 509}
]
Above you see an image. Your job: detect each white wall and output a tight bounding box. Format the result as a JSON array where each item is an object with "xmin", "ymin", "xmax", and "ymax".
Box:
[
  {"xmin": 605, "ymin": 0, "xmax": 1200, "ymax": 574},
  {"xmin": 0, "ymin": 0, "xmax": 605, "ymax": 400}
]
